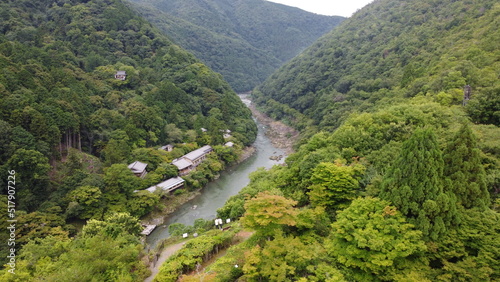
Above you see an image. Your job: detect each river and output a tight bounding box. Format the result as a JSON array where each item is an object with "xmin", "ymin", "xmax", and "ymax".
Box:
[{"xmin": 144, "ymin": 94, "xmax": 287, "ymax": 250}]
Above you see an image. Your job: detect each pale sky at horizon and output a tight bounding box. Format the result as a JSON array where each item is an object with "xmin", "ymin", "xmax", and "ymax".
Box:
[{"xmin": 266, "ymin": 0, "xmax": 374, "ymax": 18}]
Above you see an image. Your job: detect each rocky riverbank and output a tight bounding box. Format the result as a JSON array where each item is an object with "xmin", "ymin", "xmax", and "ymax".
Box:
[{"xmin": 247, "ymin": 102, "xmax": 299, "ymax": 155}]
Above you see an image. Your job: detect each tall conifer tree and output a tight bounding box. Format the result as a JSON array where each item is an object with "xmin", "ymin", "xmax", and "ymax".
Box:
[
  {"xmin": 380, "ymin": 128, "xmax": 454, "ymax": 240},
  {"xmin": 443, "ymin": 123, "xmax": 490, "ymax": 209}
]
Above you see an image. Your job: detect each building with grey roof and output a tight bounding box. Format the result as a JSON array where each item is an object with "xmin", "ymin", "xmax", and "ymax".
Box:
[
  {"xmin": 128, "ymin": 161, "xmax": 148, "ymax": 178},
  {"xmin": 144, "ymin": 176, "xmax": 185, "ymax": 193},
  {"xmin": 171, "ymin": 145, "xmax": 213, "ymax": 175}
]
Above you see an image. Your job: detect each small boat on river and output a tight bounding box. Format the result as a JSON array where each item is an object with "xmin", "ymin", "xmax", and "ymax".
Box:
[{"xmin": 141, "ymin": 224, "xmax": 157, "ymax": 236}]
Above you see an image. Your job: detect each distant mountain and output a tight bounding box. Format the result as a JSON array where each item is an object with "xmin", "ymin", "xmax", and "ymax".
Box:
[
  {"xmin": 253, "ymin": 0, "xmax": 500, "ymax": 131},
  {"xmin": 127, "ymin": 0, "xmax": 345, "ymax": 92}
]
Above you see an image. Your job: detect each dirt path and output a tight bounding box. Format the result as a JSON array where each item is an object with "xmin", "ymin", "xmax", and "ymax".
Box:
[
  {"xmin": 144, "ymin": 231, "xmax": 254, "ymax": 282},
  {"xmin": 144, "ymin": 242, "xmax": 185, "ymax": 282},
  {"xmin": 182, "ymin": 230, "xmax": 255, "ymax": 278}
]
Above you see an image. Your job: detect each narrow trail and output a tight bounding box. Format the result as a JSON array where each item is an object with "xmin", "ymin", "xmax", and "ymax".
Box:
[
  {"xmin": 144, "ymin": 242, "xmax": 185, "ymax": 282},
  {"xmin": 144, "ymin": 231, "xmax": 254, "ymax": 282}
]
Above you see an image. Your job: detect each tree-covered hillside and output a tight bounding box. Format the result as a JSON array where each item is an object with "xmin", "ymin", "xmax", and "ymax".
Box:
[
  {"xmin": 253, "ymin": 0, "xmax": 500, "ymax": 134},
  {"xmin": 0, "ymin": 0, "xmax": 256, "ymax": 207},
  {"xmin": 0, "ymin": 0, "xmax": 256, "ymax": 278},
  {"xmin": 161, "ymin": 0, "xmax": 500, "ymax": 280},
  {"xmin": 127, "ymin": 0, "xmax": 345, "ymax": 92}
]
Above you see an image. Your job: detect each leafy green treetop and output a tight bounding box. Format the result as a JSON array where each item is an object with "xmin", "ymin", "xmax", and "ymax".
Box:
[
  {"xmin": 328, "ymin": 197, "xmax": 428, "ymax": 281},
  {"xmin": 243, "ymin": 232, "xmax": 345, "ymax": 281},
  {"xmin": 241, "ymin": 191, "xmax": 298, "ymax": 239},
  {"xmin": 308, "ymin": 160, "xmax": 365, "ymax": 213},
  {"xmin": 82, "ymin": 212, "xmax": 142, "ymax": 239}
]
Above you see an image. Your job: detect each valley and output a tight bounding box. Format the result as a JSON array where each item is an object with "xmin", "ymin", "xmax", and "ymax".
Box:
[{"xmin": 0, "ymin": 0, "xmax": 498, "ymax": 281}]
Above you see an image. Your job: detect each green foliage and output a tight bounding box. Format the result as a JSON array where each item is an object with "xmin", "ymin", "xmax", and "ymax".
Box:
[
  {"xmin": 380, "ymin": 128, "xmax": 457, "ymax": 240},
  {"xmin": 213, "ymin": 144, "xmax": 239, "ymax": 164},
  {"xmin": 243, "ymin": 232, "xmax": 345, "ymax": 281},
  {"xmin": 443, "ymin": 123, "xmax": 490, "ymax": 209},
  {"xmin": 253, "ymin": 0, "xmax": 500, "ymax": 132},
  {"xmin": 433, "ymin": 208, "xmax": 500, "ymax": 281},
  {"xmin": 466, "ymin": 86, "xmax": 500, "ymax": 126},
  {"xmin": 128, "ymin": 0, "xmax": 344, "ymax": 92},
  {"xmin": 328, "ymin": 197, "xmax": 428, "ymax": 281},
  {"xmin": 82, "ymin": 212, "xmax": 142, "ymax": 238},
  {"xmin": 11, "ymin": 207, "xmax": 71, "ymax": 246},
  {"xmin": 2, "ymin": 232, "xmax": 147, "ymax": 282},
  {"xmin": 2, "ymin": 149, "xmax": 51, "ymax": 211},
  {"xmin": 103, "ymin": 163, "xmax": 140, "ymax": 206},
  {"xmin": 65, "ymin": 185, "xmax": 103, "ymax": 219},
  {"xmin": 128, "ymin": 190, "xmax": 160, "ymax": 217},
  {"xmin": 0, "ymin": 0, "xmax": 257, "ymax": 217},
  {"xmin": 308, "ymin": 160, "xmax": 365, "ymax": 212},
  {"xmin": 167, "ymin": 223, "xmax": 194, "ymax": 237},
  {"xmin": 241, "ymin": 191, "xmax": 298, "ymax": 238},
  {"xmin": 155, "ymin": 229, "xmax": 238, "ymax": 282},
  {"xmin": 212, "ymin": 1, "xmax": 500, "ymax": 281}
]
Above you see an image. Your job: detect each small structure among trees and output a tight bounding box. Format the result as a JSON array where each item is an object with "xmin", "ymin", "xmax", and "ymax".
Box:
[
  {"xmin": 172, "ymin": 145, "xmax": 213, "ymax": 175},
  {"xmin": 115, "ymin": 70, "xmax": 127, "ymax": 80},
  {"xmin": 160, "ymin": 144, "xmax": 174, "ymax": 152},
  {"xmin": 143, "ymin": 176, "xmax": 185, "ymax": 193},
  {"xmin": 128, "ymin": 161, "xmax": 148, "ymax": 178}
]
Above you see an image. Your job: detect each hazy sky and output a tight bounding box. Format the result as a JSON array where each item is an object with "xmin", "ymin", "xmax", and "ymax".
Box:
[{"xmin": 266, "ymin": 0, "xmax": 374, "ymax": 17}]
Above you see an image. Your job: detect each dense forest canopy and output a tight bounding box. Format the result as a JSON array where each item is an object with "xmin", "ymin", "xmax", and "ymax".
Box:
[
  {"xmin": 196, "ymin": 0, "xmax": 499, "ymax": 280},
  {"xmin": 253, "ymin": 0, "xmax": 500, "ymax": 134},
  {"xmin": 0, "ymin": 0, "xmax": 256, "ymax": 278},
  {"xmin": 127, "ymin": 0, "xmax": 345, "ymax": 92},
  {"xmin": 1, "ymin": 0, "xmax": 499, "ymax": 280}
]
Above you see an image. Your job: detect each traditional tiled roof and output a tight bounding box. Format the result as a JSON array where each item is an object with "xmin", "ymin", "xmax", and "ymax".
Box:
[
  {"xmin": 172, "ymin": 158, "xmax": 193, "ymax": 170},
  {"xmin": 183, "ymin": 145, "xmax": 213, "ymax": 161},
  {"xmin": 128, "ymin": 161, "xmax": 148, "ymax": 174},
  {"xmin": 145, "ymin": 176, "xmax": 185, "ymax": 193}
]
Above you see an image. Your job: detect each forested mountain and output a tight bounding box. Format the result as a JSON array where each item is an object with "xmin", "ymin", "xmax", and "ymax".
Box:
[
  {"xmin": 0, "ymin": 0, "xmax": 256, "ymax": 278},
  {"xmin": 126, "ymin": 0, "xmax": 345, "ymax": 92},
  {"xmin": 0, "ymin": 0, "xmax": 256, "ymax": 207},
  {"xmin": 254, "ymin": 0, "xmax": 500, "ymax": 133},
  {"xmin": 153, "ymin": 0, "xmax": 500, "ymax": 280}
]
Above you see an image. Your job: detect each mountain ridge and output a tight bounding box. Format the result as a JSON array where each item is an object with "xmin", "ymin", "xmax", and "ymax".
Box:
[
  {"xmin": 127, "ymin": 0, "xmax": 344, "ymax": 91},
  {"xmin": 253, "ymin": 0, "xmax": 500, "ymax": 132}
]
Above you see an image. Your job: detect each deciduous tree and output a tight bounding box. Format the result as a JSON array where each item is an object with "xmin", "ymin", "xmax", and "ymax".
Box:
[
  {"xmin": 328, "ymin": 197, "xmax": 428, "ymax": 281},
  {"xmin": 241, "ymin": 191, "xmax": 298, "ymax": 238},
  {"xmin": 308, "ymin": 160, "xmax": 365, "ymax": 212}
]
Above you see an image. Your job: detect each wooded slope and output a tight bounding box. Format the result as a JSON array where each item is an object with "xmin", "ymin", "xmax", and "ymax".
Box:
[
  {"xmin": 127, "ymin": 0, "xmax": 344, "ymax": 92},
  {"xmin": 253, "ymin": 0, "xmax": 500, "ymax": 132}
]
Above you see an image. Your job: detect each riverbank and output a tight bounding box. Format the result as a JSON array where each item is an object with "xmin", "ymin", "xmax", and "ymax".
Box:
[
  {"xmin": 140, "ymin": 94, "xmax": 292, "ymax": 280},
  {"xmin": 247, "ymin": 100, "xmax": 299, "ymax": 155},
  {"xmin": 140, "ymin": 144, "xmax": 258, "ymax": 226}
]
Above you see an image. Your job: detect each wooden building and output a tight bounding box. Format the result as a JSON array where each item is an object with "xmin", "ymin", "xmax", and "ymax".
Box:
[
  {"xmin": 171, "ymin": 145, "xmax": 213, "ymax": 175},
  {"xmin": 143, "ymin": 176, "xmax": 185, "ymax": 193},
  {"xmin": 115, "ymin": 70, "xmax": 126, "ymax": 80},
  {"xmin": 128, "ymin": 161, "xmax": 148, "ymax": 178}
]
